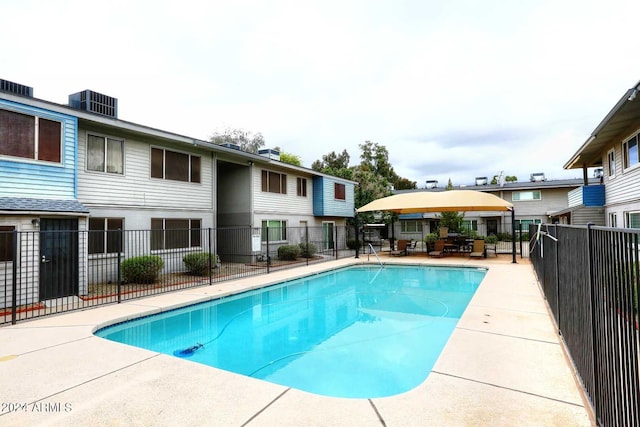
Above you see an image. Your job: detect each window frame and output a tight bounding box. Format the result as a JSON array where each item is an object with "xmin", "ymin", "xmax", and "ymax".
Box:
[
  {"xmin": 261, "ymin": 170, "xmax": 287, "ymax": 194},
  {"xmin": 511, "ymin": 191, "xmax": 541, "ymax": 201},
  {"xmin": 0, "ymin": 225, "xmax": 15, "ymax": 262},
  {"xmin": 261, "ymin": 219, "xmax": 287, "ymax": 242},
  {"xmin": 334, "ymin": 182, "xmax": 346, "ymax": 201},
  {"xmin": 0, "ymin": 108, "xmax": 63, "ymax": 164},
  {"xmin": 88, "ymin": 218, "xmax": 124, "ymax": 255},
  {"xmin": 625, "ymin": 211, "xmax": 640, "ymax": 229},
  {"xmin": 400, "ymin": 220, "xmax": 423, "ymax": 233},
  {"xmin": 623, "ymin": 134, "xmax": 640, "ymax": 170},
  {"xmin": 150, "ymin": 218, "xmax": 202, "ymax": 251},
  {"xmin": 515, "ymin": 219, "xmax": 541, "ymax": 233},
  {"xmin": 296, "ymin": 177, "xmax": 307, "ymax": 197},
  {"xmin": 86, "ymin": 133, "xmax": 124, "ymax": 174},
  {"xmin": 460, "ymin": 220, "xmax": 478, "ymax": 233},
  {"xmin": 150, "ymin": 147, "xmax": 201, "ymax": 184},
  {"xmin": 607, "ymin": 149, "xmax": 616, "ymax": 178}
]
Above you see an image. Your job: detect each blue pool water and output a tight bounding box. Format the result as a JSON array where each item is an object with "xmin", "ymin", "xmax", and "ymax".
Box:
[{"xmin": 96, "ymin": 265, "xmax": 485, "ymax": 398}]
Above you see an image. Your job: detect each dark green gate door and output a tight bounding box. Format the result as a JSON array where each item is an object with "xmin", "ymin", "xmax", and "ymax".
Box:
[{"xmin": 39, "ymin": 218, "xmax": 79, "ymax": 300}]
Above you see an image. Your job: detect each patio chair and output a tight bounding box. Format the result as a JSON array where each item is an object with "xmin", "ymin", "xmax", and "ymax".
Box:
[
  {"xmin": 407, "ymin": 239, "xmax": 418, "ymax": 254},
  {"xmin": 470, "ymin": 239, "xmax": 485, "ymax": 258},
  {"xmin": 439, "ymin": 227, "xmax": 449, "ymax": 239},
  {"xmin": 429, "ymin": 239, "xmax": 445, "ymax": 258},
  {"xmin": 390, "ymin": 239, "xmax": 409, "ymax": 256}
]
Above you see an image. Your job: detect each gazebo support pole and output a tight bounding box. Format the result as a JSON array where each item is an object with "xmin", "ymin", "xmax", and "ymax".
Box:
[{"xmin": 511, "ymin": 208, "xmax": 517, "ymax": 263}]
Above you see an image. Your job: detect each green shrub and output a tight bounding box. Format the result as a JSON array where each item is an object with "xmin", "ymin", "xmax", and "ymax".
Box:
[
  {"xmin": 346, "ymin": 239, "xmax": 360, "ymax": 250},
  {"xmin": 277, "ymin": 244, "xmax": 301, "ymax": 261},
  {"xmin": 183, "ymin": 252, "xmax": 219, "ymax": 276},
  {"xmin": 121, "ymin": 255, "xmax": 164, "ymax": 284},
  {"xmin": 497, "ymin": 232, "xmax": 512, "ymax": 242},
  {"xmin": 485, "ymin": 234, "xmax": 498, "ymax": 244},
  {"xmin": 423, "ymin": 232, "xmax": 438, "ymax": 244},
  {"xmin": 298, "ymin": 242, "xmax": 317, "ymax": 258}
]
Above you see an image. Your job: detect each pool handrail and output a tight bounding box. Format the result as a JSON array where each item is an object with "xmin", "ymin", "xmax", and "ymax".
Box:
[{"xmin": 367, "ymin": 243, "xmax": 384, "ymax": 268}]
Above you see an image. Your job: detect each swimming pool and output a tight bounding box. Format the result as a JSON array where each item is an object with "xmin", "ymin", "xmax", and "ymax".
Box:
[{"xmin": 96, "ymin": 264, "xmax": 486, "ymax": 398}]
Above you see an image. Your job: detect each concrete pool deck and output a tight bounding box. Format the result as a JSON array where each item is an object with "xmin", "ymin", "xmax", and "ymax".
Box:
[{"xmin": 0, "ymin": 255, "xmax": 594, "ymax": 426}]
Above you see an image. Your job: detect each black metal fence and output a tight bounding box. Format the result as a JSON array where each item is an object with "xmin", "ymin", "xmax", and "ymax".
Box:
[
  {"xmin": 530, "ymin": 224, "xmax": 640, "ymax": 427},
  {"xmin": 0, "ymin": 225, "xmax": 357, "ymax": 325}
]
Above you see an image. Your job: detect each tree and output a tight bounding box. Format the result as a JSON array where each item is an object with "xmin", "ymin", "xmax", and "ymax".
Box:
[
  {"xmin": 311, "ymin": 149, "xmax": 353, "ymax": 180},
  {"xmin": 209, "ymin": 128, "xmax": 265, "ymax": 153},
  {"xmin": 273, "ymin": 147, "xmax": 302, "ymax": 166},
  {"xmin": 439, "ymin": 178, "xmax": 465, "ymax": 233},
  {"xmin": 311, "ymin": 149, "xmax": 350, "ymax": 172},
  {"xmin": 358, "ymin": 141, "xmax": 399, "ymax": 184},
  {"xmin": 394, "ymin": 177, "xmax": 417, "ymax": 190}
]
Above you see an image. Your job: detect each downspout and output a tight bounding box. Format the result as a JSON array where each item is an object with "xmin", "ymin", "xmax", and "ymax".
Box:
[{"xmin": 511, "ymin": 208, "xmax": 517, "ymax": 264}]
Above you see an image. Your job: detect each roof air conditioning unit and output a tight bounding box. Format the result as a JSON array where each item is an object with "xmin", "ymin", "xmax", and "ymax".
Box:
[
  {"xmin": 530, "ymin": 172, "xmax": 546, "ymax": 182},
  {"xmin": 0, "ymin": 79, "xmax": 33, "ymax": 97},
  {"xmin": 258, "ymin": 148, "xmax": 280, "ymax": 161},
  {"xmin": 69, "ymin": 90, "xmax": 118, "ymax": 118}
]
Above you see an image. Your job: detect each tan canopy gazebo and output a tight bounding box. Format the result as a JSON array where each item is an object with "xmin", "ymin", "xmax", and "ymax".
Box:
[{"xmin": 356, "ymin": 190, "xmax": 517, "ymax": 263}]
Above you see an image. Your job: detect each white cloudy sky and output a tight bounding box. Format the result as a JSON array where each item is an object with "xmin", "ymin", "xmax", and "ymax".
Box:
[{"xmin": 3, "ymin": 0, "xmax": 640, "ymax": 186}]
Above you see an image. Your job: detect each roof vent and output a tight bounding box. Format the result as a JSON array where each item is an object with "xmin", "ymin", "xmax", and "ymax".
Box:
[
  {"xmin": 68, "ymin": 90, "xmax": 118, "ymax": 118},
  {"xmin": 258, "ymin": 148, "xmax": 280, "ymax": 161},
  {"xmin": 221, "ymin": 143, "xmax": 241, "ymax": 150},
  {"xmin": 0, "ymin": 79, "xmax": 33, "ymax": 97},
  {"xmin": 530, "ymin": 172, "xmax": 546, "ymax": 182},
  {"xmin": 425, "ymin": 180, "xmax": 438, "ymax": 189},
  {"xmin": 475, "ymin": 177, "xmax": 488, "ymax": 186}
]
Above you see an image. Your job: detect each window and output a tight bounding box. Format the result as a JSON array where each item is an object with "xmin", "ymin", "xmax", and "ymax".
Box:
[
  {"xmin": 0, "ymin": 226, "xmax": 15, "ymax": 262},
  {"xmin": 151, "ymin": 148, "xmax": 201, "ymax": 183},
  {"xmin": 512, "ymin": 191, "xmax": 541, "ymax": 201},
  {"xmin": 624, "ymin": 135, "xmax": 640, "ymax": 169},
  {"xmin": 261, "ymin": 170, "xmax": 287, "ymax": 194},
  {"xmin": 151, "ymin": 218, "xmax": 201, "ymax": 250},
  {"xmin": 516, "ymin": 219, "xmax": 541, "ymax": 232},
  {"xmin": 334, "ymin": 183, "xmax": 346, "ymax": 200},
  {"xmin": 0, "ymin": 109, "xmax": 61, "ymax": 163},
  {"xmin": 261, "ymin": 220, "xmax": 287, "ymax": 242},
  {"xmin": 296, "ymin": 177, "xmax": 307, "ymax": 197},
  {"xmin": 401, "ymin": 220, "xmax": 423, "ymax": 233},
  {"xmin": 460, "ymin": 220, "xmax": 478, "ymax": 232},
  {"xmin": 626, "ymin": 212, "xmax": 640, "ymax": 229},
  {"xmin": 609, "ymin": 213, "xmax": 617, "ymax": 227},
  {"xmin": 88, "ymin": 218, "xmax": 123, "ymax": 254},
  {"xmin": 87, "ymin": 134, "xmax": 124, "ymax": 174},
  {"xmin": 607, "ymin": 149, "xmax": 616, "ymax": 177}
]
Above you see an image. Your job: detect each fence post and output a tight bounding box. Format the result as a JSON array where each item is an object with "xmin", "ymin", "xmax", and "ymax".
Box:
[
  {"xmin": 354, "ymin": 217, "xmax": 360, "ymax": 259},
  {"xmin": 11, "ymin": 230, "xmax": 18, "ymax": 325},
  {"xmin": 117, "ymin": 228, "xmax": 122, "ymax": 304},
  {"xmin": 305, "ymin": 225, "xmax": 309, "ymax": 266},
  {"xmin": 511, "ymin": 209, "xmax": 517, "ymax": 263},
  {"xmin": 519, "ymin": 222, "xmax": 523, "ymax": 258},
  {"xmin": 586, "ymin": 222, "xmax": 600, "ymax": 421},
  {"xmin": 209, "ymin": 228, "xmax": 213, "ymax": 286},
  {"xmin": 334, "ymin": 226, "xmax": 338, "ymax": 259},
  {"xmin": 266, "ymin": 227, "xmax": 270, "ymax": 274},
  {"xmin": 553, "ymin": 225, "xmax": 560, "ymax": 332}
]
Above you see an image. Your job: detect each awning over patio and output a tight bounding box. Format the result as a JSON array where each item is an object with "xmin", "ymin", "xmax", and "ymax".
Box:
[
  {"xmin": 356, "ymin": 190, "xmax": 513, "ymax": 214},
  {"xmin": 356, "ymin": 190, "xmax": 516, "ymax": 263}
]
